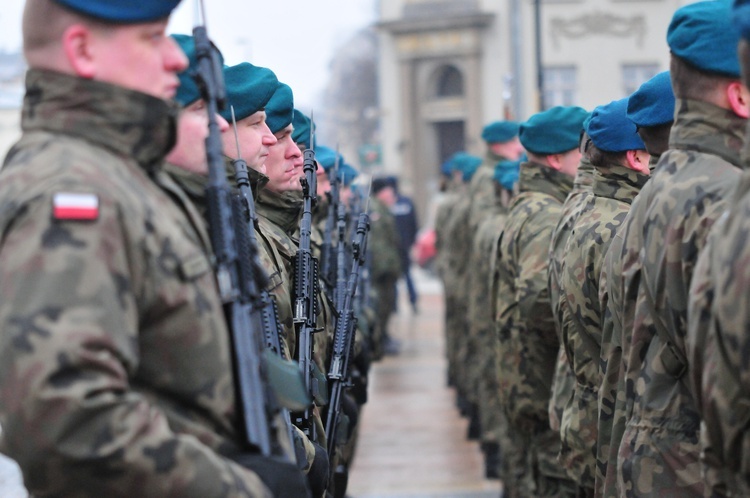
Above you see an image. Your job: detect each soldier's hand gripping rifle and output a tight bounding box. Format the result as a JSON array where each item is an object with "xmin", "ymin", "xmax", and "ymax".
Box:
[
  {"xmin": 193, "ymin": 6, "xmax": 289, "ymax": 458},
  {"xmin": 293, "ymin": 123, "xmax": 321, "ymax": 439}
]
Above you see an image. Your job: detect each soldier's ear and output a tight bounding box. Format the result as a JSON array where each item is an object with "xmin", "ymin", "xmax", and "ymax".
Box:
[
  {"xmin": 61, "ymin": 24, "xmax": 96, "ymax": 79},
  {"xmin": 726, "ymin": 80, "xmax": 750, "ymax": 119}
]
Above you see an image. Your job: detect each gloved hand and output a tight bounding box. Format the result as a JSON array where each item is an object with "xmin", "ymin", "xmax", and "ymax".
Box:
[
  {"xmin": 230, "ymin": 452, "xmax": 311, "ymax": 498},
  {"xmin": 306, "ymin": 442, "xmax": 330, "ymax": 497}
]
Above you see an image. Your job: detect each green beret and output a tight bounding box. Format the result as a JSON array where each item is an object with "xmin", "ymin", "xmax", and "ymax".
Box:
[
  {"xmin": 265, "ymin": 83, "xmax": 294, "ymax": 135},
  {"xmin": 219, "ymin": 62, "xmax": 279, "ymax": 123},
  {"xmin": 626, "ymin": 71, "xmax": 675, "ymax": 128},
  {"xmin": 587, "ymin": 98, "xmax": 646, "ymax": 153},
  {"xmin": 519, "ymin": 106, "xmax": 589, "ymax": 155},
  {"xmin": 451, "ymin": 152, "xmax": 482, "ymax": 182},
  {"xmin": 481, "ymin": 121, "xmax": 520, "ymax": 143},
  {"xmin": 171, "ymin": 34, "xmax": 225, "ymax": 107},
  {"xmin": 315, "ymin": 145, "xmax": 338, "ymax": 172},
  {"xmin": 291, "ymin": 109, "xmax": 316, "ymax": 149},
  {"xmin": 53, "ymin": 0, "xmax": 181, "ymax": 23},
  {"xmin": 340, "ymin": 163, "xmax": 359, "ymax": 186},
  {"xmin": 667, "ymin": 0, "xmax": 741, "ymax": 78}
]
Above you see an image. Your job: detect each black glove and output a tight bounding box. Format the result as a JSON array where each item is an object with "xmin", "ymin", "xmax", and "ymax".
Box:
[
  {"xmin": 341, "ymin": 393, "xmax": 359, "ymax": 439},
  {"xmin": 307, "ymin": 442, "xmax": 330, "ymax": 497},
  {"xmin": 230, "ymin": 452, "xmax": 311, "ymax": 498}
]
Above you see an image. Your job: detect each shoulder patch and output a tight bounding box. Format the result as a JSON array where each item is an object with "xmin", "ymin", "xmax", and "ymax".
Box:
[{"xmin": 52, "ymin": 192, "xmax": 99, "ymax": 221}]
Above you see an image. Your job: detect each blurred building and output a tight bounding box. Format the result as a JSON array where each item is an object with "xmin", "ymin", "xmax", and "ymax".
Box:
[{"xmin": 377, "ymin": 0, "xmax": 697, "ymax": 220}]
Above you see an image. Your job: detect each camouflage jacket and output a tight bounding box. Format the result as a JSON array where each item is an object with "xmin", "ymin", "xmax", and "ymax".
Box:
[
  {"xmin": 468, "ymin": 150, "xmax": 508, "ymax": 232},
  {"xmin": 688, "ymin": 163, "xmax": 750, "ymax": 496},
  {"xmin": 620, "ymin": 99, "xmax": 746, "ymax": 497},
  {"xmin": 495, "ymin": 161, "xmax": 573, "ymax": 434},
  {"xmin": 558, "ymin": 161, "xmax": 648, "ymax": 488},
  {"xmin": 0, "ymin": 70, "xmax": 273, "ymax": 497},
  {"xmin": 369, "ymin": 197, "xmax": 401, "ymax": 282},
  {"xmin": 434, "ymin": 185, "xmax": 462, "ymax": 280},
  {"xmin": 548, "ymin": 159, "xmax": 594, "ymax": 439}
]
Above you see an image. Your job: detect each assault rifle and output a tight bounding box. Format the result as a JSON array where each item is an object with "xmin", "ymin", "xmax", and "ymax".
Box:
[
  {"xmin": 293, "ymin": 123, "xmax": 321, "ymax": 439},
  {"xmin": 193, "ymin": 8, "xmax": 289, "ymax": 458},
  {"xmin": 325, "ymin": 190, "xmax": 371, "ymax": 458}
]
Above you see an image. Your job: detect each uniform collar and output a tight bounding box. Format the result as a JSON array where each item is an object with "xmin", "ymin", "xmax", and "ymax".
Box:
[
  {"xmin": 668, "ymin": 98, "xmax": 746, "ymax": 168},
  {"xmin": 591, "ymin": 161, "xmax": 649, "ymax": 205},
  {"xmin": 256, "ymin": 188, "xmax": 304, "ymax": 234},
  {"xmin": 22, "ymin": 68, "xmax": 178, "ymax": 175},
  {"xmin": 517, "ymin": 161, "xmax": 574, "ymax": 203}
]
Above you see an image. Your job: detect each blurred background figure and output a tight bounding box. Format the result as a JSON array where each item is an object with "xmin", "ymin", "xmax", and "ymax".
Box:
[{"xmin": 385, "ymin": 175, "xmax": 420, "ymax": 313}]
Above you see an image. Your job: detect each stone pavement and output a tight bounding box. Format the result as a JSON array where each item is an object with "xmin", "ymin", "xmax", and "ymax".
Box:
[{"xmin": 347, "ymin": 271, "xmax": 503, "ymax": 498}]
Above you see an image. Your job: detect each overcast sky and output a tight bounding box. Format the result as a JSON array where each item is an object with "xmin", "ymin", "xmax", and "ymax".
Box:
[{"xmin": 0, "ymin": 0, "xmax": 378, "ymax": 110}]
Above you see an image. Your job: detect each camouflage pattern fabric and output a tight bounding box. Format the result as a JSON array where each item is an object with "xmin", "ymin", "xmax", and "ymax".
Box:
[
  {"xmin": 548, "ymin": 159, "xmax": 594, "ymax": 444},
  {"xmin": 618, "ymin": 99, "xmax": 746, "ymax": 497},
  {"xmin": 0, "ymin": 69, "xmax": 274, "ymax": 497},
  {"xmin": 687, "ymin": 157, "xmax": 750, "ymax": 495},
  {"xmin": 494, "ymin": 161, "xmax": 576, "ymax": 496},
  {"xmin": 467, "ymin": 150, "xmax": 507, "ymax": 233},
  {"xmin": 559, "ymin": 162, "xmax": 648, "ymax": 491}
]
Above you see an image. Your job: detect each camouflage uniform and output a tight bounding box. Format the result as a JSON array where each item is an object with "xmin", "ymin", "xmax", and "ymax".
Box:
[
  {"xmin": 687, "ymin": 156, "xmax": 750, "ymax": 495},
  {"xmin": 0, "ymin": 69, "xmax": 276, "ymax": 497},
  {"xmin": 618, "ymin": 99, "xmax": 746, "ymax": 496},
  {"xmin": 494, "ymin": 161, "xmax": 576, "ymax": 497},
  {"xmin": 368, "ymin": 196, "xmax": 401, "ymax": 359},
  {"xmin": 548, "ymin": 159, "xmax": 594, "ymax": 434},
  {"xmin": 559, "ymin": 162, "xmax": 648, "ymax": 492},
  {"xmin": 467, "ymin": 150, "xmax": 507, "ymax": 232}
]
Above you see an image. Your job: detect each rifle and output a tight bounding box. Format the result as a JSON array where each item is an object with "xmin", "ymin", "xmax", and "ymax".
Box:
[
  {"xmin": 228, "ymin": 108, "xmax": 310, "ymax": 464},
  {"xmin": 293, "ymin": 122, "xmax": 321, "ymax": 439},
  {"xmin": 325, "ymin": 188, "xmax": 371, "ymax": 458},
  {"xmin": 320, "ymin": 149, "xmax": 340, "ymax": 299},
  {"xmin": 192, "ymin": 4, "xmax": 288, "ymax": 458}
]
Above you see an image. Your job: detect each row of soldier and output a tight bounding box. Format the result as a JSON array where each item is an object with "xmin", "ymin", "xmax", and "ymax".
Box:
[
  {"xmin": 0, "ymin": 0, "xmax": 405, "ymax": 497},
  {"xmin": 436, "ymin": 1, "xmax": 750, "ymax": 496}
]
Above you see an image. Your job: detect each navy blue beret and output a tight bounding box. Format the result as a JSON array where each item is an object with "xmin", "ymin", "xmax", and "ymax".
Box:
[
  {"xmin": 626, "ymin": 71, "xmax": 675, "ymax": 128},
  {"xmin": 734, "ymin": 0, "xmax": 750, "ymax": 41},
  {"xmin": 265, "ymin": 83, "xmax": 294, "ymax": 135},
  {"xmin": 219, "ymin": 62, "xmax": 279, "ymax": 123},
  {"xmin": 587, "ymin": 98, "xmax": 646, "ymax": 153},
  {"xmin": 171, "ymin": 34, "xmax": 225, "ymax": 107},
  {"xmin": 482, "ymin": 121, "xmax": 520, "ymax": 143},
  {"xmin": 493, "ymin": 159, "xmax": 521, "ymax": 191},
  {"xmin": 451, "ymin": 152, "xmax": 483, "ymax": 182},
  {"xmin": 53, "ymin": 0, "xmax": 181, "ymax": 23},
  {"xmin": 291, "ymin": 109, "xmax": 316, "ymax": 149},
  {"xmin": 315, "ymin": 145, "xmax": 338, "ymax": 172},
  {"xmin": 668, "ymin": 0, "xmax": 740, "ymax": 78},
  {"xmin": 519, "ymin": 106, "xmax": 589, "ymax": 155}
]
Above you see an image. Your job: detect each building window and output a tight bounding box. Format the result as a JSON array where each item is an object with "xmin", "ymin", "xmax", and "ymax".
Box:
[
  {"xmin": 433, "ymin": 65, "xmax": 464, "ymax": 98},
  {"xmin": 622, "ymin": 64, "xmax": 660, "ymax": 95},
  {"xmin": 542, "ymin": 66, "xmax": 577, "ymax": 108}
]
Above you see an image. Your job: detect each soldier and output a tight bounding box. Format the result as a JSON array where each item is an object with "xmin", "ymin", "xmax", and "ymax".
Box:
[
  {"xmin": 596, "ymin": 70, "xmax": 675, "ymax": 498},
  {"xmin": 471, "ymin": 158, "xmax": 520, "ymax": 479},
  {"xmin": 613, "ymin": 2, "xmax": 748, "ymax": 495},
  {"xmin": 558, "ymin": 98, "xmax": 651, "ymax": 497},
  {"xmin": 686, "ymin": 1, "xmax": 750, "ymax": 494},
  {"xmin": 468, "ymin": 120, "xmax": 523, "ymax": 233},
  {"xmin": 0, "ymin": 0, "xmax": 309, "ymax": 496},
  {"xmin": 547, "ymin": 128, "xmax": 594, "ymax": 489},
  {"xmin": 494, "ymin": 105, "xmax": 588, "ymax": 497},
  {"xmin": 369, "ymin": 177, "xmax": 403, "ymax": 359}
]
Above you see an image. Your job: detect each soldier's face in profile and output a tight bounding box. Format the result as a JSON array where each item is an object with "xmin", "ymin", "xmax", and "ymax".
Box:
[
  {"xmin": 167, "ymin": 99, "xmax": 228, "ymax": 174},
  {"xmin": 88, "ymin": 20, "xmax": 187, "ymax": 99},
  {"xmin": 265, "ymin": 124, "xmax": 304, "ymax": 193},
  {"xmin": 223, "ymin": 111, "xmax": 277, "ymax": 174}
]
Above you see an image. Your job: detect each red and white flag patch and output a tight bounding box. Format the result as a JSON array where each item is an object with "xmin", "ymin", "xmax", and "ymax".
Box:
[{"xmin": 52, "ymin": 192, "xmax": 99, "ymax": 221}]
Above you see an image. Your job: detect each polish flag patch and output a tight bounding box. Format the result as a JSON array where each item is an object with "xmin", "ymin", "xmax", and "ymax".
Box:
[{"xmin": 52, "ymin": 192, "xmax": 99, "ymax": 221}]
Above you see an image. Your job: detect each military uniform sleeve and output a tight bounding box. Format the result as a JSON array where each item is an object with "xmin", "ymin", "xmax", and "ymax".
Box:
[{"xmin": 0, "ymin": 193, "xmax": 272, "ymax": 498}]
